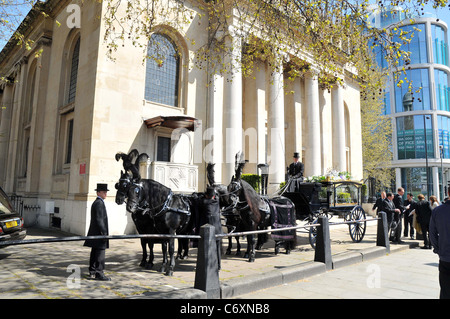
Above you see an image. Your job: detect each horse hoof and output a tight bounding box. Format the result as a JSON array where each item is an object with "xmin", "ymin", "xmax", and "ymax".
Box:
[
  {"xmin": 248, "ymin": 257, "xmax": 255, "ymax": 262},
  {"xmin": 226, "ymin": 250, "xmax": 231, "ymax": 255},
  {"xmin": 274, "ymin": 247, "xmax": 279, "ymax": 255},
  {"xmin": 145, "ymin": 263, "xmax": 154, "ymax": 270},
  {"xmin": 139, "ymin": 261, "xmax": 147, "ymax": 267},
  {"xmin": 286, "ymin": 250, "xmax": 291, "ymax": 255},
  {"xmin": 165, "ymin": 270, "xmax": 173, "ymax": 276},
  {"xmin": 160, "ymin": 266, "xmax": 166, "ymax": 273}
]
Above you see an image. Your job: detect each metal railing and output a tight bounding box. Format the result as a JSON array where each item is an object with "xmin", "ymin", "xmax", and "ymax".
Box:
[{"xmin": 0, "ymin": 212, "xmax": 390, "ymax": 299}]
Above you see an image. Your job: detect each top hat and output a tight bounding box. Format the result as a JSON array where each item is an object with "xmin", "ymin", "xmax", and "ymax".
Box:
[
  {"xmin": 293, "ymin": 152, "xmax": 300, "ymax": 158},
  {"xmin": 95, "ymin": 183, "xmax": 109, "ymax": 192},
  {"xmin": 205, "ymin": 186, "xmax": 215, "ymax": 198}
]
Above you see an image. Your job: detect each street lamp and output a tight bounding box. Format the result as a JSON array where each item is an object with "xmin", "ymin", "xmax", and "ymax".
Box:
[
  {"xmin": 440, "ymin": 144, "xmax": 444, "ymax": 201},
  {"xmin": 423, "ymin": 115, "xmax": 430, "ymax": 198}
]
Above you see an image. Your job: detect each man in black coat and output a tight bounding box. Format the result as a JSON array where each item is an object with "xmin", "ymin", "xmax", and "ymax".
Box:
[
  {"xmin": 288, "ymin": 152, "xmax": 304, "ymax": 179},
  {"xmin": 403, "ymin": 193, "xmax": 416, "ymax": 239},
  {"xmin": 287, "ymin": 152, "xmax": 304, "ymax": 192},
  {"xmin": 392, "ymin": 187, "xmax": 409, "ymax": 243},
  {"xmin": 84, "ymin": 183, "xmax": 111, "ymax": 281},
  {"xmin": 372, "ymin": 191, "xmax": 386, "ymax": 215},
  {"xmin": 415, "ymin": 194, "xmax": 432, "ymax": 249},
  {"xmin": 381, "ymin": 192, "xmax": 401, "ymax": 241}
]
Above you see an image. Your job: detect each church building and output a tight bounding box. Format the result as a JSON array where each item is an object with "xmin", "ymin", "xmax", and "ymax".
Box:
[{"xmin": 0, "ymin": 0, "xmax": 363, "ymax": 235}]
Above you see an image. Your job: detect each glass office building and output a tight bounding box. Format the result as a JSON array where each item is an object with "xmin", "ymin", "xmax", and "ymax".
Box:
[{"xmin": 369, "ymin": 7, "xmax": 450, "ymax": 200}]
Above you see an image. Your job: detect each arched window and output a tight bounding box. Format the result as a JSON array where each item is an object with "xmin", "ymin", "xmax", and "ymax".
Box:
[
  {"xmin": 144, "ymin": 33, "xmax": 180, "ymax": 107},
  {"xmin": 67, "ymin": 37, "xmax": 80, "ymax": 104}
]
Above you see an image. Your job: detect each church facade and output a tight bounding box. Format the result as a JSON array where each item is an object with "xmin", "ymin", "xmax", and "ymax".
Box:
[{"xmin": 0, "ymin": 0, "xmax": 363, "ymax": 235}]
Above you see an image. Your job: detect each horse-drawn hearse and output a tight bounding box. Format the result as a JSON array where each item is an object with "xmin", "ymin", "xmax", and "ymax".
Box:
[
  {"xmin": 282, "ymin": 179, "xmax": 367, "ymax": 248},
  {"xmin": 114, "ymin": 149, "xmax": 367, "ymax": 275}
]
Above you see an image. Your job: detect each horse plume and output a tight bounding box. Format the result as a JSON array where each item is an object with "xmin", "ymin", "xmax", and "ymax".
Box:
[{"xmin": 115, "ymin": 149, "xmax": 149, "ymax": 181}]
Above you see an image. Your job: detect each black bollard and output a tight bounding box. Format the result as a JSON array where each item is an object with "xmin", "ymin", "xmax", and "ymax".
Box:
[
  {"xmin": 194, "ymin": 224, "xmax": 220, "ymax": 299},
  {"xmin": 314, "ymin": 216, "xmax": 332, "ymax": 270},
  {"xmin": 376, "ymin": 211, "xmax": 390, "ymax": 254}
]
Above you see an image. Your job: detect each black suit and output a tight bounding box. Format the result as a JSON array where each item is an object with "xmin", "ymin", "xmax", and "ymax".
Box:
[
  {"xmin": 84, "ymin": 197, "xmax": 109, "ymax": 277},
  {"xmin": 415, "ymin": 200, "xmax": 432, "ymax": 248},
  {"xmin": 381, "ymin": 198, "xmax": 397, "ymax": 236},
  {"xmin": 391, "ymin": 194, "xmax": 405, "ymax": 242},
  {"xmin": 403, "ymin": 199, "xmax": 415, "ymax": 237},
  {"xmin": 288, "ymin": 161, "xmax": 304, "ymax": 179}
]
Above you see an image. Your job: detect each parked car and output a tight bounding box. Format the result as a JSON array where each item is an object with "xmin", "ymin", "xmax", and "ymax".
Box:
[{"xmin": 0, "ymin": 187, "xmax": 26, "ymax": 247}]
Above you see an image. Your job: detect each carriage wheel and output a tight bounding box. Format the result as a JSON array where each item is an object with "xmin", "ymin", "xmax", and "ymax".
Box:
[{"xmin": 346, "ymin": 206, "xmax": 366, "ymax": 243}]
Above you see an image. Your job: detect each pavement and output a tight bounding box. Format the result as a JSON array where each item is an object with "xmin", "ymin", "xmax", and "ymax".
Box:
[{"xmin": 0, "ymin": 215, "xmax": 440, "ymax": 300}]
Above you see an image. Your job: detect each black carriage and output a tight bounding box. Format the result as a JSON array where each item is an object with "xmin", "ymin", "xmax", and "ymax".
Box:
[{"xmin": 283, "ymin": 180, "xmax": 367, "ymax": 248}]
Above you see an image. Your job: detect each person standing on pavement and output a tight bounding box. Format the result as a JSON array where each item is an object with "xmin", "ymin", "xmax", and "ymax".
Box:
[
  {"xmin": 415, "ymin": 194, "xmax": 432, "ymax": 249},
  {"xmin": 381, "ymin": 192, "xmax": 400, "ymax": 240},
  {"xmin": 430, "ymin": 195, "xmax": 440, "ymax": 210},
  {"xmin": 84, "ymin": 183, "xmax": 111, "ymax": 281},
  {"xmin": 403, "ymin": 193, "xmax": 416, "ymax": 240},
  {"xmin": 430, "ymin": 190, "xmax": 450, "ymax": 299},
  {"xmin": 372, "ymin": 191, "xmax": 386, "ymax": 215},
  {"xmin": 393, "ymin": 187, "xmax": 409, "ymax": 243}
]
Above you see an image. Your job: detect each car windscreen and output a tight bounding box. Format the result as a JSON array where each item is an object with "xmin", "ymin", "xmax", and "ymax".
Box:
[{"xmin": 0, "ymin": 189, "xmax": 14, "ymax": 214}]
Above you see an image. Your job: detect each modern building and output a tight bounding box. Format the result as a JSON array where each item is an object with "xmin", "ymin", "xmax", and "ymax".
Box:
[
  {"xmin": 369, "ymin": 7, "xmax": 450, "ymax": 201},
  {"xmin": 0, "ymin": 0, "xmax": 363, "ymax": 235}
]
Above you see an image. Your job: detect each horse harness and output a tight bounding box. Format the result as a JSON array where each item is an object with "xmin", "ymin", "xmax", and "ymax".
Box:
[{"xmin": 131, "ymin": 186, "xmax": 191, "ymax": 219}]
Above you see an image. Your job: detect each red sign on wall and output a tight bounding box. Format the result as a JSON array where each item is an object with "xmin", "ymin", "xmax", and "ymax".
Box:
[{"xmin": 79, "ymin": 163, "xmax": 86, "ymax": 175}]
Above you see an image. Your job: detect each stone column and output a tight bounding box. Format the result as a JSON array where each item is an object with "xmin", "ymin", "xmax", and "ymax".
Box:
[
  {"xmin": 267, "ymin": 60, "xmax": 285, "ymax": 191},
  {"xmin": 332, "ymin": 85, "xmax": 346, "ymax": 172},
  {"xmin": 0, "ymin": 84, "xmax": 13, "ymax": 185},
  {"xmin": 223, "ymin": 35, "xmax": 243, "ymax": 182},
  {"xmin": 305, "ymin": 73, "xmax": 321, "ymax": 176}
]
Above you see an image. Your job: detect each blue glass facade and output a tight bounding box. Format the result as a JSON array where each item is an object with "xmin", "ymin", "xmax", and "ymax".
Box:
[
  {"xmin": 370, "ymin": 11, "xmax": 450, "ymax": 198},
  {"xmin": 435, "ymin": 69, "xmax": 450, "ymax": 111},
  {"xmin": 396, "ymin": 115, "xmax": 434, "ymax": 160},
  {"xmin": 393, "ymin": 23, "xmax": 428, "ymax": 65},
  {"xmin": 394, "ymin": 68, "xmax": 431, "ymax": 112},
  {"xmin": 432, "ymin": 24, "xmax": 449, "ymax": 65}
]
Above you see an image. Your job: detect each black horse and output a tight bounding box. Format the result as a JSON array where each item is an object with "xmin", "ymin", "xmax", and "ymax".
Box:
[
  {"xmin": 115, "ymin": 170, "xmax": 160, "ymax": 269},
  {"xmin": 126, "ymin": 179, "xmax": 192, "ymax": 276},
  {"xmin": 115, "ymin": 150, "xmax": 189, "ymax": 272},
  {"xmin": 226, "ymin": 152, "xmax": 297, "ymax": 262}
]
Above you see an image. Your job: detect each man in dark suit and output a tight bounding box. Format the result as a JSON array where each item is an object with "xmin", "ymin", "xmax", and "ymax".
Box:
[
  {"xmin": 286, "ymin": 152, "xmax": 304, "ymax": 192},
  {"xmin": 84, "ymin": 183, "xmax": 110, "ymax": 281},
  {"xmin": 372, "ymin": 191, "xmax": 386, "ymax": 215},
  {"xmin": 381, "ymin": 192, "xmax": 400, "ymax": 241},
  {"xmin": 288, "ymin": 152, "xmax": 304, "ymax": 180},
  {"xmin": 392, "ymin": 187, "xmax": 409, "ymax": 243},
  {"xmin": 415, "ymin": 194, "xmax": 432, "ymax": 249},
  {"xmin": 403, "ymin": 193, "xmax": 416, "ymax": 239}
]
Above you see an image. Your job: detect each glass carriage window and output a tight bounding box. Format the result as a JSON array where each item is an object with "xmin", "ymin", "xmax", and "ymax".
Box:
[{"xmin": 145, "ymin": 34, "xmax": 180, "ymax": 107}]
